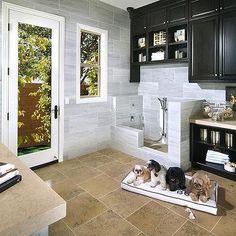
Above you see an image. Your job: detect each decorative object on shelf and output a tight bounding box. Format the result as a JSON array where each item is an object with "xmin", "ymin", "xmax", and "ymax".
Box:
[
  {"xmin": 200, "ymin": 128, "xmax": 207, "ymax": 142},
  {"xmin": 151, "ymin": 50, "xmax": 165, "ymax": 61},
  {"xmin": 225, "ymin": 133, "xmax": 233, "ymax": 148},
  {"xmin": 153, "ymin": 31, "xmax": 166, "ymax": 46},
  {"xmin": 224, "ymin": 162, "xmax": 236, "ymax": 173},
  {"xmin": 211, "ymin": 131, "xmax": 220, "ymax": 145},
  {"xmin": 138, "ymin": 37, "xmax": 146, "ymax": 48},
  {"xmin": 138, "ymin": 53, "xmax": 146, "ymax": 62},
  {"xmin": 202, "ymin": 100, "xmax": 233, "ymax": 121},
  {"xmin": 175, "ymin": 50, "xmax": 186, "ymax": 59},
  {"xmin": 226, "ymin": 86, "xmax": 236, "ymax": 111},
  {"xmin": 174, "ymin": 29, "xmax": 185, "ymax": 42}
]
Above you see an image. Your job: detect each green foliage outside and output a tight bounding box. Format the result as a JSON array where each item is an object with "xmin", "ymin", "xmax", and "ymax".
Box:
[
  {"xmin": 80, "ymin": 31, "xmax": 100, "ymax": 96},
  {"xmin": 18, "ymin": 23, "xmax": 52, "ymax": 147}
]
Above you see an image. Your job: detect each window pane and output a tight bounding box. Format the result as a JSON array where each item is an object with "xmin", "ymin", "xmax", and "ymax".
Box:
[
  {"xmin": 81, "ymin": 31, "xmax": 100, "ymax": 65},
  {"xmin": 80, "ymin": 66, "xmax": 99, "ymax": 96}
]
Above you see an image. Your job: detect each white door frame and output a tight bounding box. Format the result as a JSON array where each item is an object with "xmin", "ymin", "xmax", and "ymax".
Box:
[{"xmin": 2, "ymin": 2, "xmax": 65, "ymax": 163}]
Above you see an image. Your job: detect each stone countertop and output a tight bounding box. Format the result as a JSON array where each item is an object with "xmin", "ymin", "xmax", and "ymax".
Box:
[
  {"xmin": 0, "ymin": 144, "xmax": 66, "ymax": 236},
  {"xmin": 190, "ymin": 117, "xmax": 236, "ymax": 130}
]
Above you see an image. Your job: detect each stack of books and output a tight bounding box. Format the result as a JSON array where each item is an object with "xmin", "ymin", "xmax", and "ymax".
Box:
[
  {"xmin": 206, "ymin": 150, "xmax": 229, "ymax": 165},
  {"xmin": 0, "ymin": 162, "xmax": 22, "ymax": 193}
]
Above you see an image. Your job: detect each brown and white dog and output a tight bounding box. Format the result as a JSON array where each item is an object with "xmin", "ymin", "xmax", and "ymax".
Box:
[
  {"xmin": 127, "ymin": 165, "xmax": 151, "ymax": 186},
  {"xmin": 186, "ymin": 172, "xmax": 211, "ymax": 203}
]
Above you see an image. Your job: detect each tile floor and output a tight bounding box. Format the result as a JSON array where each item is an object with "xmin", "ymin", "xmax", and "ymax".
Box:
[{"xmin": 34, "ymin": 148, "xmax": 236, "ymax": 236}]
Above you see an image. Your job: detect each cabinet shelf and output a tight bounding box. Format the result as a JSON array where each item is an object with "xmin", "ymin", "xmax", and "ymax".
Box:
[
  {"xmin": 169, "ymin": 41, "xmax": 188, "ymax": 46},
  {"xmin": 190, "ymin": 122, "xmax": 236, "ymax": 180},
  {"xmin": 133, "ymin": 47, "xmax": 147, "ymax": 51},
  {"xmin": 192, "ymin": 161, "xmax": 236, "ymax": 180},
  {"xmin": 194, "ymin": 140, "xmax": 236, "ymax": 153},
  {"xmin": 149, "ymin": 44, "xmax": 166, "ymax": 49}
]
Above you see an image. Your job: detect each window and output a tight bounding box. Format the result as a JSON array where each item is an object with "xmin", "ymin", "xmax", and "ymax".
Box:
[{"xmin": 77, "ymin": 24, "xmax": 108, "ymax": 103}]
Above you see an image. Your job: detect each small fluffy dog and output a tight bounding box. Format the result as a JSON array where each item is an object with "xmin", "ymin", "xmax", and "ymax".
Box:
[
  {"xmin": 127, "ymin": 165, "xmax": 151, "ymax": 186},
  {"xmin": 186, "ymin": 172, "xmax": 211, "ymax": 203},
  {"xmin": 147, "ymin": 160, "xmax": 167, "ymax": 189},
  {"xmin": 166, "ymin": 167, "xmax": 186, "ymax": 191}
]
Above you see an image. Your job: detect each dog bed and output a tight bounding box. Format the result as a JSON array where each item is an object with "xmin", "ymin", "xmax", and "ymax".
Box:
[{"xmin": 121, "ymin": 172, "xmax": 218, "ymax": 215}]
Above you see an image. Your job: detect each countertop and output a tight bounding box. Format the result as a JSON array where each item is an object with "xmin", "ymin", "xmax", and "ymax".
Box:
[
  {"xmin": 0, "ymin": 144, "xmax": 66, "ymax": 236},
  {"xmin": 190, "ymin": 117, "xmax": 236, "ymax": 130}
]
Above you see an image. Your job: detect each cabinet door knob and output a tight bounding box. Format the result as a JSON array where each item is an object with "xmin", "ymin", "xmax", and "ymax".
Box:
[
  {"xmin": 220, "ymin": 74, "xmax": 222, "ymax": 76},
  {"xmin": 215, "ymin": 8, "xmax": 218, "ymax": 12},
  {"xmin": 167, "ymin": 21, "xmax": 169, "ymax": 23},
  {"xmin": 220, "ymin": 7, "xmax": 223, "ymax": 10},
  {"xmin": 215, "ymin": 74, "xmax": 218, "ymax": 76},
  {"xmin": 163, "ymin": 21, "xmax": 166, "ymax": 24},
  {"xmin": 144, "ymin": 26, "xmax": 146, "ymax": 29}
]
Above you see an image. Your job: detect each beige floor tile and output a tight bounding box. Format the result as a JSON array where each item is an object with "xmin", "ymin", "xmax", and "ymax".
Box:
[
  {"xmin": 212, "ymin": 210, "xmax": 236, "ymax": 235},
  {"xmin": 100, "ymin": 189, "xmax": 150, "ymax": 218},
  {"xmin": 171, "ymin": 205, "xmax": 221, "ymax": 231},
  {"xmin": 51, "ymin": 179, "xmax": 84, "ymax": 201},
  {"xmin": 98, "ymin": 148, "xmax": 120, "ymax": 156},
  {"xmin": 138, "ymin": 233, "xmax": 146, "ymax": 236},
  {"xmin": 174, "ymin": 221, "xmax": 213, "ymax": 236},
  {"xmin": 54, "ymin": 158, "xmax": 81, "ymax": 173},
  {"xmin": 109, "ymin": 151, "xmax": 135, "ymax": 164},
  {"xmin": 79, "ymin": 174, "xmax": 120, "ymax": 198},
  {"xmin": 64, "ymin": 192, "xmax": 107, "ymax": 229},
  {"xmin": 98, "ymin": 161, "xmax": 132, "ymax": 179},
  {"xmin": 218, "ymin": 187, "xmax": 236, "ymax": 213},
  {"xmin": 127, "ymin": 201, "xmax": 186, "ymax": 236},
  {"xmin": 154, "ymin": 199, "xmax": 174, "ymax": 209},
  {"xmin": 49, "ymin": 220, "xmax": 74, "ymax": 236},
  {"xmin": 75, "ymin": 210, "xmax": 140, "ymax": 236},
  {"xmin": 78, "ymin": 153, "xmax": 114, "ymax": 168},
  {"xmin": 34, "ymin": 165, "xmax": 65, "ymax": 185},
  {"xmin": 61, "ymin": 165, "xmax": 102, "ymax": 184}
]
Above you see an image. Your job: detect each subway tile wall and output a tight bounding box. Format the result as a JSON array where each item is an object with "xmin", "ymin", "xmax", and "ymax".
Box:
[{"xmin": 0, "ymin": 0, "xmax": 138, "ymax": 158}]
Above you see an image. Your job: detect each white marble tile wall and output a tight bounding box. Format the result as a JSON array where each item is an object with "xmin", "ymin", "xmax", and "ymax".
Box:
[
  {"xmin": 139, "ymin": 64, "xmax": 236, "ymax": 140},
  {"xmin": 0, "ymin": 0, "xmax": 139, "ymax": 158},
  {"xmin": 112, "ymin": 95, "xmax": 143, "ymax": 127}
]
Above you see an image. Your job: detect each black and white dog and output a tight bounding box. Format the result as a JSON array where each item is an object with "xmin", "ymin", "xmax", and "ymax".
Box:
[
  {"xmin": 147, "ymin": 160, "xmax": 167, "ymax": 190},
  {"xmin": 166, "ymin": 167, "xmax": 186, "ymax": 191}
]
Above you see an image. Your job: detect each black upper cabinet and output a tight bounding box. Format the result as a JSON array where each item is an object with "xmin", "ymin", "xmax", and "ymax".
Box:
[
  {"xmin": 189, "ymin": 0, "xmax": 219, "ymax": 19},
  {"xmin": 148, "ymin": 7, "xmax": 167, "ymax": 28},
  {"xmin": 220, "ymin": 0, "xmax": 236, "ymax": 12},
  {"xmin": 190, "ymin": 17, "xmax": 218, "ymax": 81},
  {"xmin": 148, "ymin": 1, "xmax": 187, "ymax": 28},
  {"xmin": 168, "ymin": 2, "xmax": 188, "ymax": 24},
  {"xmin": 132, "ymin": 14, "xmax": 147, "ymax": 35},
  {"xmin": 219, "ymin": 12, "xmax": 236, "ymax": 80}
]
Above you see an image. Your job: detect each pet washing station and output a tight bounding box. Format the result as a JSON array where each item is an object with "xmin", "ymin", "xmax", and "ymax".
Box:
[{"xmin": 111, "ymin": 95, "xmax": 202, "ymax": 170}]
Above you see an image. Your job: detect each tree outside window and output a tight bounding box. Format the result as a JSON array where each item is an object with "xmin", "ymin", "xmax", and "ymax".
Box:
[{"xmin": 80, "ymin": 30, "xmax": 101, "ymax": 97}]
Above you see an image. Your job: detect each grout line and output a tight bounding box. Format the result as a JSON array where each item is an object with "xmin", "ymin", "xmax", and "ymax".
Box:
[
  {"xmin": 210, "ymin": 216, "xmax": 222, "ymax": 232},
  {"xmin": 61, "ymin": 219, "xmax": 77, "ymax": 236},
  {"xmin": 124, "ymin": 199, "xmax": 152, "ymax": 219},
  {"xmin": 69, "ymin": 209, "xmax": 110, "ymax": 233},
  {"xmin": 171, "ymin": 219, "xmax": 188, "ymax": 236}
]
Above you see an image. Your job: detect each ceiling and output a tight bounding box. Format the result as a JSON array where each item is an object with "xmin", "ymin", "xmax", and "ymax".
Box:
[{"xmin": 99, "ymin": 0, "xmax": 159, "ymax": 10}]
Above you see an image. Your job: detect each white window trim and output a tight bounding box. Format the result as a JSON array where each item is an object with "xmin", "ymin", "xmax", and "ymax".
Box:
[{"xmin": 76, "ymin": 24, "xmax": 108, "ymax": 104}]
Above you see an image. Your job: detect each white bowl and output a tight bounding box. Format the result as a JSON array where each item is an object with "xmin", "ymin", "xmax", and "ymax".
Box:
[{"xmin": 224, "ymin": 162, "xmax": 236, "ymax": 173}]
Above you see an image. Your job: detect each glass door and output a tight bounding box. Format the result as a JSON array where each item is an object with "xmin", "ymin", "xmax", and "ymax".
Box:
[{"xmin": 8, "ymin": 10, "xmax": 59, "ymax": 167}]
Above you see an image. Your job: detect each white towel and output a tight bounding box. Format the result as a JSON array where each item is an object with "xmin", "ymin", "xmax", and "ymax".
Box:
[{"xmin": 207, "ymin": 150, "xmax": 229, "ymax": 158}]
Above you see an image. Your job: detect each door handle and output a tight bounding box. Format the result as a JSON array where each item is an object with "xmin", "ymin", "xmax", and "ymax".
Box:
[{"xmin": 51, "ymin": 105, "xmax": 59, "ymax": 119}]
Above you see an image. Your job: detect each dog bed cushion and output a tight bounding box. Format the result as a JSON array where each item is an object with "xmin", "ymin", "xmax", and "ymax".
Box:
[{"xmin": 121, "ymin": 172, "xmax": 218, "ymax": 215}]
